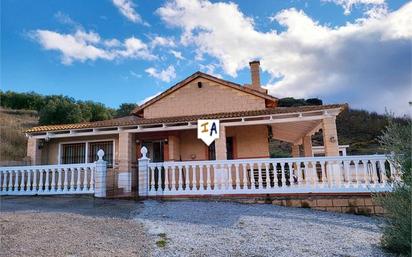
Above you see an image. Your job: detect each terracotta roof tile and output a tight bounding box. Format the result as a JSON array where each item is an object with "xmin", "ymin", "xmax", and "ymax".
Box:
[{"xmin": 26, "ymin": 104, "xmax": 347, "ymax": 133}]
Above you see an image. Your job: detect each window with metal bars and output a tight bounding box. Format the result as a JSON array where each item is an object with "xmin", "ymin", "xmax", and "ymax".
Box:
[
  {"xmin": 88, "ymin": 141, "xmax": 114, "ymax": 167},
  {"xmin": 61, "ymin": 143, "xmax": 86, "ymax": 164}
]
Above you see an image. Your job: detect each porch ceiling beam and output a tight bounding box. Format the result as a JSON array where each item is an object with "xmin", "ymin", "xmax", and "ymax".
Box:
[
  {"xmin": 223, "ymin": 114, "xmax": 329, "ymax": 127},
  {"xmin": 271, "ymin": 134, "xmax": 300, "ymax": 144},
  {"xmin": 271, "ymin": 122, "xmax": 318, "ymax": 132},
  {"xmin": 272, "ymin": 127, "xmax": 303, "ymax": 137},
  {"xmin": 305, "ymin": 122, "xmax": 323, "ymax": 137}
]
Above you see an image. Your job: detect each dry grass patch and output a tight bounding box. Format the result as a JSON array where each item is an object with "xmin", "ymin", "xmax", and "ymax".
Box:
[{"xmin": 0, "ymin": 108, "xmax": 38, "ymax": 162}]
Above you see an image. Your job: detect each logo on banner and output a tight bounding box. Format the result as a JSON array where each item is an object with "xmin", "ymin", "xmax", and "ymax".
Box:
[{"xmin": 197, "ymin": 119, "xmax": 219, "ymax": 146}]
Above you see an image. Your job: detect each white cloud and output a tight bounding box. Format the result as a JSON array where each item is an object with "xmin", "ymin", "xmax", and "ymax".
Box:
[
  {"xmin": 145, "ymin": 65, "xmax": 176, "ymax": 82},
  {"xmin": 30, "ymin": 29, "xmax": 155, "ymax": 64},
  {"xmin": 117, "ymin": 37, "xmax": 156, "ymax": 60},
  {"xmin": 322, "ymin": 0, "xmax": 386, "ymax": 15},
  {"xmin": 112, "ymin": 0, "xmax": 145, "ymax": 24},
  {"xmin": 139, "ymin": 91, "xmax": 162, "ymax": 105},
  {"xmin": 150, "ymin": 36, "xmax": 176, "ymax": 48},
  {"xmin": 104, "ymin": 38, "xmax": 121, "ymax": 47},
  {"xmin": 32, "ymin": 30, "xmax": 113, "ymax": 65},
  {"xmin": 170, "ymin": 50, "xmax": 184, "ymax": 60},
  {"xmin": 157, "ymin": 0, "xmax": 412, "ymax": 114},
  {"xmin": 199, "ymin": 63, "xmax": 222, "ymax": 78}
]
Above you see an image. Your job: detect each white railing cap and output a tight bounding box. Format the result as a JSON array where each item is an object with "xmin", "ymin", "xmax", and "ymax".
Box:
[{"xmin": 147, "ymin": 154, "xmax": 390, "ymax": 167}]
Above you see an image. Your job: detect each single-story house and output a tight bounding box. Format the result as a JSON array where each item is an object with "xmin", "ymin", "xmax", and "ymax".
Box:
[{"xmin": 25, "ymin": 61, "xmax": 346, "ymax": 196}]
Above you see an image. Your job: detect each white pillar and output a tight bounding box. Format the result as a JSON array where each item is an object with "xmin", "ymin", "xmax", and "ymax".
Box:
[
  {"xmin": 138, "ymin": 146, "xmax": 149, "ymax": 197},
  {"xmin": 94, "ymin": 149, "xmax": 107, "ymax": 198},
  {"xmin": 322, "ymin": 117, "xmax": 341, "ymax": 185}
]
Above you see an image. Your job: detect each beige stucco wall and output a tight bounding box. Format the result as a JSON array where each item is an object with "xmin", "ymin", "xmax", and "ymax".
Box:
[
  {"xmin": 27, "ymin": 138, "xmax": 42, "ymax": 165},
  {"xmin": 171, "ymin": 125, "xmax": 269, "ymax": 161},
  {"xmin": 227, "ymin": 125, "xmax": 269, "ymax": 159},
  {"xmin": 178, "ymin": 130, "xmax": 207, "ymax": 161},
  {"xmin": 143, "ymin": 77, "xmax": 266, "ymax": 118},
  {"xmin": 41, "ymin": 135, "xmax": 119, "ymax": 165}
]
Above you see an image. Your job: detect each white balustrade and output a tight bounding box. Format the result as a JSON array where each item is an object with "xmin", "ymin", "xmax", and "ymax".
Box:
[
  {"xmin": 0, "ymin": 163, "xmax": 96, "ymax": 196},
  {"xmin": 146, "ymin": 155, "xmax": 398, "ymax": 196}
]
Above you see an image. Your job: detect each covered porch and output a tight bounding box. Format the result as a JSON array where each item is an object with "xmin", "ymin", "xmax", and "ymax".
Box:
[
  {"xmin": 20, "ymin": 104, "xmax": 398, "ymax": 198},
  {"xmin": 130, "ymin": 105, "xmax": 344, "ymax": 164}
]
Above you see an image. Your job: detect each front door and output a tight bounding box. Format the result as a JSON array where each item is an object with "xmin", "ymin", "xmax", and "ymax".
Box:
[
  {"xmin": 142, "ymin": 140, "xmax": 164, "ymax": 163},
  {"xmin": 226, "ymin": 137, "xmax": 234, "ymax": 160}
]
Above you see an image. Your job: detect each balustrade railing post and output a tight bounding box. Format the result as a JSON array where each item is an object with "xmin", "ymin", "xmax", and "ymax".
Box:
[
  {"xmin": 138, "ymin": 146, "xmax": 150, "ymax": 198},
  {"xmin": 94, "ymin": 149, "xmax": 107, "ymax": 198}
]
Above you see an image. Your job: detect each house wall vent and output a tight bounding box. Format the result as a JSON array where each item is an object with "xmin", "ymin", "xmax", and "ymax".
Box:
[{"xmin": 197, "ymin": 82, "xmax": 202, "ymax": 88}]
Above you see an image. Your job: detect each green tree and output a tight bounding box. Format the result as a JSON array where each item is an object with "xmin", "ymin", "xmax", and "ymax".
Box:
[
  {"xmin": 115, "ymin": 103, "xmax": 138, "ymax": 117},
  {"xmin": 38, "ymin": 97, "xmax": 83, "ymax": 125},
  {"xmin": 277, "ymin": 97, "xmax": 322, "ymax": 107},
  {"xmin": 0, "ymin": 91, "xmax": 45, "ymax": 110},
  {"xmin": 83, "ymin": 101, "xmax": 114, "ymax": 121},
  {"xmin": 305, "ymin": 98, "xmax": 322, "ymax": 105},
  {"xmin": 375, "ymin": 117, "xmax": 411, "ymax": 256}
]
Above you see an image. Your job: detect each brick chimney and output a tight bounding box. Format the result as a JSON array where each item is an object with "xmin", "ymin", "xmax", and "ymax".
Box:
[{"xmin": 249, "ymin": 60, "xmax": 266, "ymax": 93}]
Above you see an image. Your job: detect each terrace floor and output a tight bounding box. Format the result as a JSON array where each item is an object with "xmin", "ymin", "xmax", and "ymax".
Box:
[{"xmin": 0, "ymin": 196, "xmax": 393, "ymax": 257}]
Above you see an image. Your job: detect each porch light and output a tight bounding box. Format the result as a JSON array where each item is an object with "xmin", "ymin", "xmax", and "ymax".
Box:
[
  {"xmin": 38, "ymin": 139, "xmax": 45, "ymax": 149},
  {"xmin": 330, "ymin": 136, "xmax": 336, "ymax": 143}
]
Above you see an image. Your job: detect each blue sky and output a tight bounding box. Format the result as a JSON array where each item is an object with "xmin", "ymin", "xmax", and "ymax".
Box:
[{"xmin": 1, "ymin": 0, "xmax": 411, "ymax": 114}]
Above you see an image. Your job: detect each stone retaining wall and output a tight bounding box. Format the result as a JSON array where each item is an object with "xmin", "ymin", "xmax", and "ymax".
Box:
[
  {"xmin": 149, "ymin": 193, "xmax": 386, "ymax": 216},
  {"xmin": 268, "ymin": 195, "xmax": 385, "ymax": 215}
]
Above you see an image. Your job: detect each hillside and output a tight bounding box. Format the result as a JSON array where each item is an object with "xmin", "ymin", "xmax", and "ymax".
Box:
[{"xmin": 0, "ymin": 108, "xmax": 38, "ymax": 164}]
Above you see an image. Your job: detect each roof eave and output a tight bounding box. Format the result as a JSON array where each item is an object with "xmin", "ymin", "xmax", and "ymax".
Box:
[{"xmin": 26, "ymin": 104, "xmax": 346, "ymax": 135}]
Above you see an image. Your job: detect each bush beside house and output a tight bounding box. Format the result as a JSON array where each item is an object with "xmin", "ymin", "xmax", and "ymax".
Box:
[{"xmin": 375, "ymin": 118, "xmax": 411, "ymax": 256}]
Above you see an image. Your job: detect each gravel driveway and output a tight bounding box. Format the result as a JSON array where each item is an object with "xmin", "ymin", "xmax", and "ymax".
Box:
[
  {"xmin": 1, "ymin": 196, "xmax": 391, "ymax": 257},
  {"xmin": 137, "ymin": 201, "xmax": 391, "ymax": 257},
  {"xmin": 0, "ymin": 196, "xmax": 151, "ymax": 257}
]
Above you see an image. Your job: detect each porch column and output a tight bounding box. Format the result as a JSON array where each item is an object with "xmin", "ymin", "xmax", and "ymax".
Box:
[
  {"xmin": 291, "ymin": 144, "xmax": 300, "ymax": 157},
  {"xmin": 27, "ymin": 137, "xmax": 41, "ymax": 165},
  {"xmin": 302, "ymin": 135, "xmax": 313, "ymax": 157},
  {"xmin": 94, "ymin": 149, "xmax": 107, "ymax": 198},
  {"xmin": 168, "ymin": 135, "xmax": 180, "ymax": 161},
  {"xmin": 118, "ymin": 132, "xmax": 136, "ymax": 193},
  {"xmin": 322, "ymin": 117, "xmax": 339, "ymax": 156},
  {"xmin": 138, "ymin": 147, "xmax": 149, "ymax": 197},
  {"xmin": 215, "ymin": 124, "xmax": 227, "ymax": 160}
]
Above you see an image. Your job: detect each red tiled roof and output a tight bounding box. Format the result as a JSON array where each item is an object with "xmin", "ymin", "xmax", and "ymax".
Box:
[{"xmin": 26, "ymin": 104, "xmax": 347, "ymax": 133}]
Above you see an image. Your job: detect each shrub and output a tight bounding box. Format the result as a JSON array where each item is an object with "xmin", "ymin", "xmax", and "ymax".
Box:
[{"xmin": 375, "ymin": 117, "xmax": 411, "ymax": 256}]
